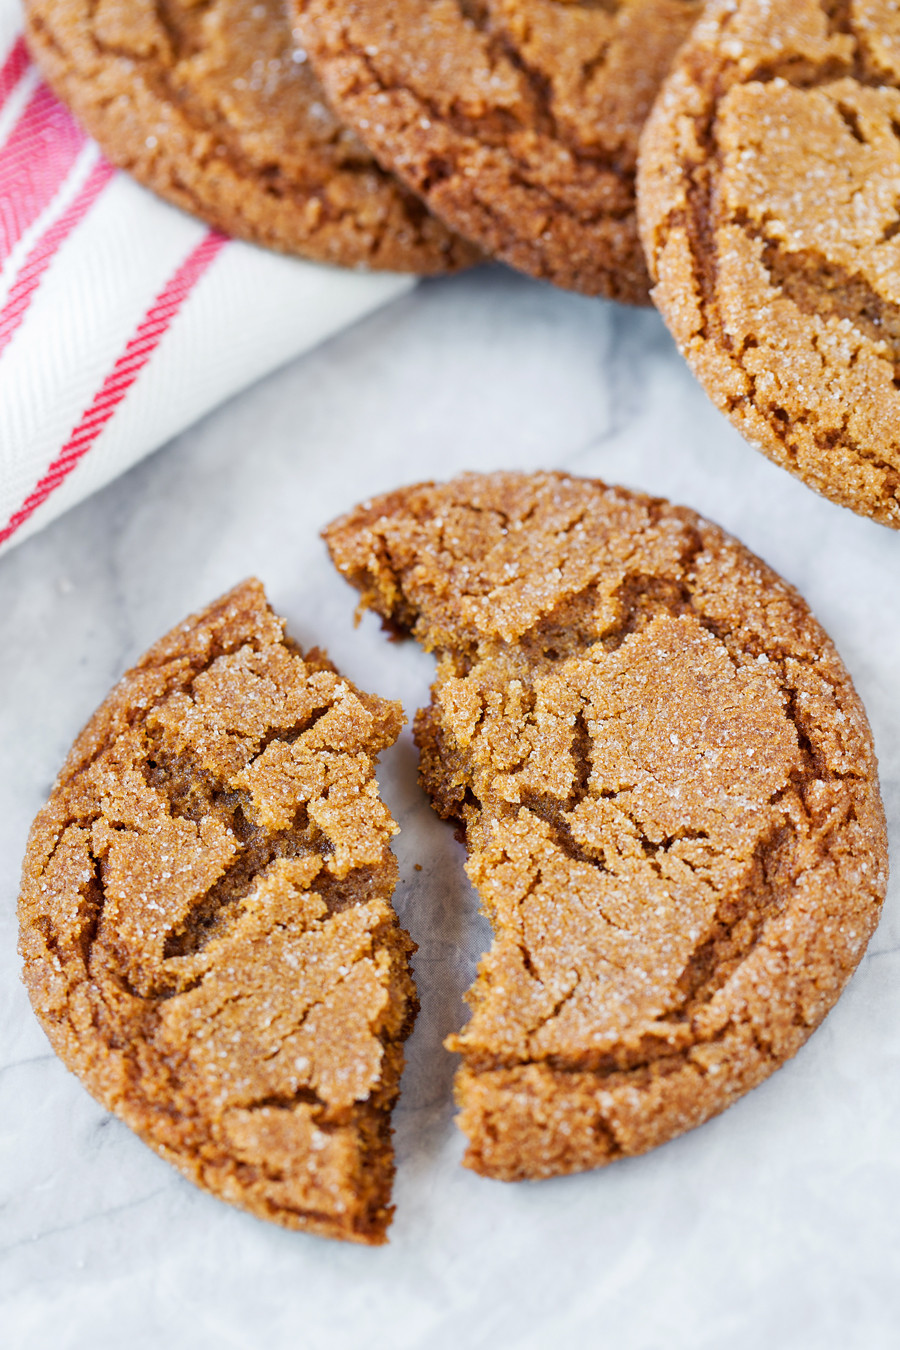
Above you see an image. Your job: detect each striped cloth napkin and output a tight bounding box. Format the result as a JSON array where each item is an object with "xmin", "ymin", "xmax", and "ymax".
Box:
[{"xmin": 0, "ymin": 2, "xmax": 412, "ymax": 558}]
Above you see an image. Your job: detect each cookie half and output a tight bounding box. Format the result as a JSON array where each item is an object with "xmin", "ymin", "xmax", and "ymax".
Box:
[
  {"xmin": 18, "ymin": 580, "xmax": 417, "ymax": 1243},
  {"xmin": 24, "ymin": 0, "xmax": 478, "ymax": 272},
  {"xmin": 293, "ymin": 0, "xmax": 704, "ymax": 299},
  {"xmin": 638, "ymin": 0, "xmax": 900, "ymax": 527},
  {"xmin": 325, "ymin": 471, "xmax": 887, "ymax": 1181}
]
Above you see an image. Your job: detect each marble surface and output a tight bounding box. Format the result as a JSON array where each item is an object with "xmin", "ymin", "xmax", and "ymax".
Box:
[{"xmin": 1, "ymin": 265, "xmax": 898, "ymax": 1350}]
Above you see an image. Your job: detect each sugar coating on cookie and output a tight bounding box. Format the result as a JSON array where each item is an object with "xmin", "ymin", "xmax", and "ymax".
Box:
[
  {"xmin": 293, "ymin": 0, "xmax": 703, "ymax": 300},
  {"xmin": 325, "ymin": 471, "xmax": 887, "ymax": 1181},
  {"xmin": 24, "ymin": 0, "xmax": 478, "ymax": 272},
  {"xmin": 18, "ymin": 580, "xmax": 417, "ymax": 1243},
  {"xmin": 638, "ymin": 0, "xmax": 900, "ymax": 527}
]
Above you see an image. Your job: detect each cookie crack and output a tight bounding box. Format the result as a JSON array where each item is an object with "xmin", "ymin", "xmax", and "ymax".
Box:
[
  {"xmin": 242, "ymin": 1087, "xmax": 329, "ymax": 1113},
  {"xmin": 736, "ymin": 6, "xmax": 895, "ymax": 92},
  {"xmin": 36, "ymin": 846, "xmax": 104, "ymax": 984},
  {"xmin": 462, "ymin": 3, "xmax": 656, "ymax": 179},
  {"xmin": 754, "ymin": 230, "xmax": 900, "ymax": 379},
  {"xmin": 482, "ymin": 812, "xmax": 797, "ymax": 1079},
  {"xmin": 674, "ymin": 819, "xmax": 796, "ymax": 1021},
  {"xmin": 345, "ymin": 42, "xmax": 630, "ymax": 210},
  {"xmin": 525, "ymin": 970, "xmax": 583, "ymax": 1051},
  {"xmin": 157, "ymin": 811, "xmax": 315, "ymax": 973},
  {"xmin": 518, "ymin": 793, "xmax": 610, "ymax": 872},
  {"xmin": 450, "ymin": 689, "xmax": 833, "ymax": 1080}
]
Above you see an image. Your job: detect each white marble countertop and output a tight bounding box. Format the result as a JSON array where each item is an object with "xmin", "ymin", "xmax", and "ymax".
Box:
[{"xmin": 1, "ymin": 265, "xmax": 898, "ymax": 1350}]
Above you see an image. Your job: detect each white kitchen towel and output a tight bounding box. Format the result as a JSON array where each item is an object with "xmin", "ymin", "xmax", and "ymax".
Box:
[{"xmin": 0, "ymin": 4, "xmax": 413, "ymax": 558}]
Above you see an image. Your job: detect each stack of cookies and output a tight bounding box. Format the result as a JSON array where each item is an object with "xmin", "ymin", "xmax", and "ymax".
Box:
[
  {"xmin": 23, "ymin": 0, "xmax": 702, "ymax": 292},
  {"xmin": 25, "ymin": 0, "xmax": 900, "ymax": 528}
]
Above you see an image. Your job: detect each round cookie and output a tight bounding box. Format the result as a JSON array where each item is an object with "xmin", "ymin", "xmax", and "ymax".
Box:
[
  {"xmin": 325, "ymin": 471, "xmax": 888, "ymax": 1181},
  {"xmin": 293, "ymin": 0, "xmax": 704, "ymax": 300},
  {"xmin": 638, "ymin": 0, "xmax": 900, "ymax": 527},
  {"xmin": 17, "ymin": 580, "xmax": 418, "ymax": 1243},
  {"xmin": 24, "ymin": 0, "xmax": 479, "ymax": 272}
]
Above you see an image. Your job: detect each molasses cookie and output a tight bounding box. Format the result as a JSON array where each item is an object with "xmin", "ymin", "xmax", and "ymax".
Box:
[
  {"xmin": 325, "ymin": 471, "xmax": 887, "ymax": 1181},
  {"xmin": 18, "ymin": 580, "xmax": 417, "ymax": 1243},
  {"xmin": 638, "ymin": 0, "xmax": 900, "ymax": 527},
  {"xmin": 293, "ymin": 0, "xmax": 703, "ymax": 299},
  {"xmin": 24, "ymin": 0, "xmax": 478, "ymax": 271}
]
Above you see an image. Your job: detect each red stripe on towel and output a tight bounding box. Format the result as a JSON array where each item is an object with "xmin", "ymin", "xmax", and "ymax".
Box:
[
  {"xmin": 0, "ymin": 156, "xmax": 114, "ymax": 359},
  {"xmin": 0, "ymin": 82, "xmax": 86, "ymax": 264},
  {"xmin": 0, "ymin": 36, "xmax": 29, "ymax": 111},
  {"xmin": 0, "ymin": 229, "xmax": 227, "ymax": 549}
]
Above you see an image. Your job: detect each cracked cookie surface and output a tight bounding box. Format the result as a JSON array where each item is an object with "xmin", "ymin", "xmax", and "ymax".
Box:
[
  {"xmin": 293, "ymin": 0, "xmax": 703, "ymax": 299},
  {"xmin": 324, "ymin": 471, "xmax": 887, "ymax": 1180},
  {"xmin": 23, "ymin": 0, "xmax": 478, "ymax": 271},
  {"xmin": 638, "ymin": 0, "xmax": 900, "ymax": 526},
  {"xmin": 18, "ymin": 579, "xmax": 417, "ymax": 1243}
]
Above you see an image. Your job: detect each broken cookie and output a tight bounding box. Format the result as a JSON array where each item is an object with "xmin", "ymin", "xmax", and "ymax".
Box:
[
  {"xmin": 325, "ymin": 471, "xmax": 887, "ymax": 1180},
  {"xmin": 18, "ymin": 579, "xmax": 416, "ymax": 1243}
]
